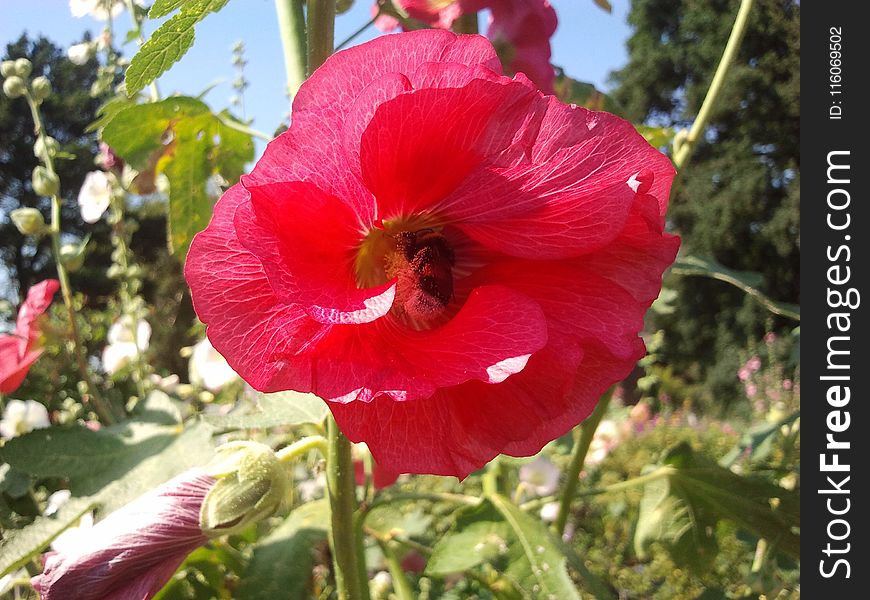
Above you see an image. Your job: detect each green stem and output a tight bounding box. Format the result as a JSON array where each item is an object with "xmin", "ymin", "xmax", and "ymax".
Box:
[
  {"xmin": 275, "ymin": 0, "xmax": 308, "ymax": 98},
  {"xmin": 276, "ymin": 435, "xmax": 329, "ymax": 462},
  {"xmin": 307, "ymin": 0, "xmax": 336, "ymax": 74},
  {"xmin": 215, "ymin": 112, "xmax": 272, "ymax": 141},
  {"xmin": 553, "ymin": 389, "xmax": 613, "ymax": 536},
  {"xmin": 380, "ymin": 541, "xmax": 415, "ymax": 600},
  {"xmin": 574, "ymin": 467, "xmax": 673, "ymax": 498},
  {"xmin": 364, "ymin": 491, "xmax": 479, "ymax": 516},
  {"xmin": 23, "ymin": 91, "xmax": 115, "ymax": 424},
  {"xmin": 672, "ymin": 0, "xmax": 754, "ymax": 169},
  {"xmin": 326, "ymin": 417, "xmax": 371, "ymax": 600}
]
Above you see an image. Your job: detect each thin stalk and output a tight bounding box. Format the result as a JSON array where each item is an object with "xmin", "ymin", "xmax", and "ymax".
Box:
[
  {"xmin": 24, "ymin": 91, "xmax": 115, "ymax": 424},
  {"xmin": 275, "ymin": 0, "xmax": 307, "ymax": 98},
  {"xmin": 364, "ymin": 491, "xmax": 479, "ymax": 516},
  {"xmin": 307, "ymin": 0, "xmax": 336, "ymax": 74},
  {"xmin": 380, "ymin": 540, "xmax": 415, "ymax": 600},
  {"xmin": 276, "ymin": 435, "xmax": 329, "ymax": 462},
  {"xmin": 672, "ymin": 0, "xmax": 754, "ymax": 169},
  {"xmin": 326, "ymin": 417, "xmax": 371, "ymax": 600},
  {"xmin": 215, "ymin": 113, "xmax": 272, "ymax": 141},
  {"xmin": 335, "ymin": 16, "xmax": 377, "ymax": 51},
  {"xmin": 553, "ymin": 389, "xmax": 613, "ymax": 536}
]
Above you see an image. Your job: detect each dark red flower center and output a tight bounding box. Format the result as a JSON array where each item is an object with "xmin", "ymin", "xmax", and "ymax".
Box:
[{"xmin": 357, "ymin": 220, "xmax": 457, "ymax": 329}]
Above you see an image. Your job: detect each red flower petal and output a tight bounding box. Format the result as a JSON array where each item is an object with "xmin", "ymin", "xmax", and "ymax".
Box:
[{"xmin": 0, "ymin": 337, "xmax": 42, "ymax": 394}]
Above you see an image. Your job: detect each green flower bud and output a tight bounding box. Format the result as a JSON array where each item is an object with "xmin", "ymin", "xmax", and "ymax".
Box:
[
  {"xmin": 34, "ymin": 136, "xmax": 60, "ymax": 160},
  {"xmin": 200, "ymin": 441, "xmax": 289, "ymax": 537},
  {"xmin": 3, "ymin": 76, "xmax": 26, "ymax": 99},
  {"xmin": 60, "ymin": 242, "xmax": 86, "ymax": 272},
  {"xmin": 1, "ymin": 60, "xmax": 16, "ymax": 78},
  {"xmin": 14, "ymin": 58, "xmax": 32, "ymax": 78},
  {"xmin": 10, "ymin": 208, "xmax": 47, "ymax": 236},
  {"xmin": 32, "ymin": 166, "xmax": 60, "ymax": 197},
  {"xmin": 336, "ymin": 0, "xmax": 354, "ymax": 14},
  {"xmin": 31, "ymin": 76, "xmax": 52, "ymax": 102}
]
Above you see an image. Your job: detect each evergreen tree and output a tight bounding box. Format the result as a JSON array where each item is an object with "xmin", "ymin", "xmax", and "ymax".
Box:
[{"xmin": 611, "ymin": 0, "xmax": 800, "ymax": 406}]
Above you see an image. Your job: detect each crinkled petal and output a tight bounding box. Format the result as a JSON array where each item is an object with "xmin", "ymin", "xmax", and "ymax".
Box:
[
  {"xmin": 0, "ymin": 336, "xmax": 41, "ymax": 394},
  {"xmin": 15, "ymin": 279, "xmax": 59, "ymax": 348},
  {"xmin": 236, "ymin": 181, "xmax": 396, "ymax": 324}
]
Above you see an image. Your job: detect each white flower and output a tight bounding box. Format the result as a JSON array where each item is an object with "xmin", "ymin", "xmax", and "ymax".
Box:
[
  {"xmin": 518, "ymin": 456, "xmax": 560, "ymax": 497},
  {"xmin": 50, "ymin": 511, "xmax": 94, "ymax": 554},
  {"xmin": 206, "ymin": 174, "xmax": 227, "ymax": 199},
  {"xmin": 0, "ymin": 399, "xmax": 50, "ymax": 439},
  {"xmin": 586, "ymin": 419, "xmax": 622, "ymax": 466},
  {"xmin": 371, "ymin": 571, "xmax": 392, "ymax": 596},
  {"xmin": 67, "ymin": 42, "xmax": 93, "ymax": 65},
  {"xmin": 69, "ymin": 0, "xmax": 125, "ymax": 20},
  {"xmin": 189, "ymin": 338, "xmax": 239, "ymax": 392},
  {"xmin": 77, "ymin": 171, "xmax": 112, "ymax": 223},
  {"xmin": 539, "ymin": 501, "xmax": 560, "ymax": 523},
  {"xmin": 148, "ymin": 373, "xmax": 180, "ymax": 394},
  {"xmin": 102, "ymin": 316, "xmax": 150, "ymax": 375},
  {"xmin": 46, "ymin": 490, "xmax": 72, "ymax": 516}
]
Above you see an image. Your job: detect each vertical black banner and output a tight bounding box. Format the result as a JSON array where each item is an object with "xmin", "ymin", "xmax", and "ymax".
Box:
[{"xmin": 802, "ymin": 2, "xmax": 868, "ymax": 595}]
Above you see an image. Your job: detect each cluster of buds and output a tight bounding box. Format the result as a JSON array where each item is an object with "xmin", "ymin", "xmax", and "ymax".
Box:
[
  {"xmin": 229, "ymin": 41, "xmax": 249, "ymax": 114},
  {"xmin": 2, "ymin": 58, "xmax": 51, "ymax": 103}
]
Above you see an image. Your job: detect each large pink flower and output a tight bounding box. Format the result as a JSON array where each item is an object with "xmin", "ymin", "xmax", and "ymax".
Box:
[
  {"xmin": 374, "ymin": 0, "xmax": 558, "ymax": 93},
  {"xmin": 185, "ymin": 30, "xmax": 678, "ymax": 478},
  {"xmin": 0, "ymin": 279, "xmax": 59, "ymax": 393},
  {"xmin": 31, "ymin": 469, "xmax": 215, "ymax": 600}
]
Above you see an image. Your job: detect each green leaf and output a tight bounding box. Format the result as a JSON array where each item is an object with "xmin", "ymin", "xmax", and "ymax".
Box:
[
  {"xmin": 427, "ymin": 502, "xmax": 515, "ymax": 576},
  {"xmin": 553, "ymin": 69, "xmax": 625, "ymax": 116},
  {"xmin": 719, "ymin": 411, "xmax": 800, "ymax": 467},
  {"xmin": 671, "ymin": 255, "xmax": 801, "ymax": 321},
  {"xmin": 489, "ymin": 495, "xmax": 583, "ymax": 600},
  {"xmin": 634, "ymin": 443, "xmax": 800, "ymax": 568},
  {"xmin": 204, "ymin": 392, "xmax": 329, "ymax": 431},
  {"xmin": 236, "ymin": 500, "xmax": 331, "ymax": 600},
  {"xmin": 0, "ymin": 497, "xmax": 96, "ymax": 577},
  {"xmin": 126, "ymin": 0, "xmax": 232, "ymax": 96},
  {"xmin": 0, "ymin": 464, "xmax": 30, "ymax": 498},
  {"xmin": 101, "ymin": 97, "xmax": 254, "ymax": 257},
  {"xmin": 636, "ymin": 125, "xmax": 675, "ymax": 150}
]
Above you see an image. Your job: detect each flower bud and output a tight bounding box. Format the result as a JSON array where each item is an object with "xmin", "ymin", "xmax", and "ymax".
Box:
[
  {"xmin": 3, "ymin": 76, "xmax": 26, "ymax": 98},
  {"xmin": 32, "ymin": 166, "xmax": 60, "ymax": 197},
  {"xmin": 14, "ymin": 58, "xmax": 32, "ymax": 78},
  {"xmin": 34, "ymin": 136, "xmax": 60, "ymax": 160},
  {"xmin": 31, "ymin": 76, "xmax": 52, "ymax": 102},
  {"xmin": 336, "ymin": 0, "xmax": 353, "ymax": 13},
  {"xmin": 1, "ymin": 60, "xmax": 16, "ymax": 77},
  {"xmin": 60, "ymin": 243, "xmax": 85, "ymax": 272},
  {"xmin": 10, "ymin": 208, "xmax": 47, "ymax": 236},
  {"xmin": 200, "ymin": 441, "xmax": 289, "ymax": 536}
]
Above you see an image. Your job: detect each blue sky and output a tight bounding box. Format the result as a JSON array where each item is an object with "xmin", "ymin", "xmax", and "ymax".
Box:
[{"xmin": 1, "ymin": 0, "xmax": 632, "ymax": 137}]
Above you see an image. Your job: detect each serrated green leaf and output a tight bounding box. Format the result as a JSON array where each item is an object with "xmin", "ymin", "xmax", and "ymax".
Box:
[
  {"xmin": 427, "ymin": 502, "xmax": 514, "ymax": 575},
  {"xmin": 101, "ymin": 96, "xmax": 253, "ymax": 257},
  {"xmin": 489, "ymin": 495, "xmax": 582, "ymax": 600},
  {"xmin": 204, "ymin": 392, "xmax": 329, "ymax": 431},
  {"xmin": 671, "ymin": 255, "xmax": 801, "ymax": 321},
  {"xmin": 149, "ymin": 0, "xmax": 189, "ymax": 18},
  {"xmin": 635, "ymin": 443, "xmax": 800, "ymax": 568},
  {"xmin": 126, "ymin": 0, "xmax": 232, "ymax": 96},
  {"xmin": 719, "ymin": 411, "xmax": 800, "ymax": 467},
  {"xmin": 87, "ymin": 94, "xmax": 138, "ymax": 133},
  {"xmin": 0, "ymin": 497, "xmax": 96, "ymax": 577},
  {"xmin": 236, "ymin": 500, "xmax": 331, "ymax": 600}
]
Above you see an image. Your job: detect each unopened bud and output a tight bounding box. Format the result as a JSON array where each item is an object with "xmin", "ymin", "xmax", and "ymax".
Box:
[
  {"xmin": 11, "ymin": 208, "xmax": 47, "ymax": 236},
  {"xmin": 31, "ymin": 76, "xmax": 52, "ymax": 101},
  {"xmin": 32, "ymin": 166, "xmax": 60, "ymax": 196},
  {"xmin": 3, "ymin": 76, "xmax": 26, "ymax": 98},
  {"xmin": 60, "ymin": 243, "xmax": 85, "ymax": 272},
  {"xmin": 34, "ymin": 136, "xmax": 60, "ymax": 160},
  {"xmin": 200, "ymin": 442, "xmax": 289, "ymax": 536},
  {"xmin": 14, "ymin": 58, "xmax": 32, "ymax": 78},
  {"xmin": 0, "ymin": 60, "xmax": 16, "ymax": 78}
]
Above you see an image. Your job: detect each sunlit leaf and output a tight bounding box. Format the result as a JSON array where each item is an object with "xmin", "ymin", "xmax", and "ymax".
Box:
[
  {"xmin": 553, "ymin": 68, "xmax": 625, "ymax": 116},
  {"xmin": 126, "ymin": 0, "xmax": 232, "ymax": 96},
  {"xmin": 204, "ymin": 392, "xmax": 329, "ymax": 431}
]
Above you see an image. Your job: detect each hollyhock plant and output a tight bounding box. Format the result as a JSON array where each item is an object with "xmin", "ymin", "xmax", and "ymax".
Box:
[
  {"xmin": 0, "ymin": 279, "xmax": 59, "ymax": 394},
  {"xmin": 77, "ymin": 170, "xmax": 113, "ymax": 224},
  {"xmin": 0, "ymin": 399, "xmax": 50, "ymax": 439},
  {"xmin": 185, "ymin": 30, "xmax": 678, "ymax": 478},
  {"xmin": 375, "ymin": 0, "xmax": 558, "ymax": 93}
]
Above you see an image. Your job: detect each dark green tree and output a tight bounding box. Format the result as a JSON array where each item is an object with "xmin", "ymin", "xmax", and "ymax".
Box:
[{"xmin": 611, "ymin": 0, "xmax": 800, "ymax": 406}]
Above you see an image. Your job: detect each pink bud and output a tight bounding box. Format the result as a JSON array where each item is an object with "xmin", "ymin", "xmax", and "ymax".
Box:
[{"xmin": 31, "ymin": 469, "xmax": 215, "ymax": 600}]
